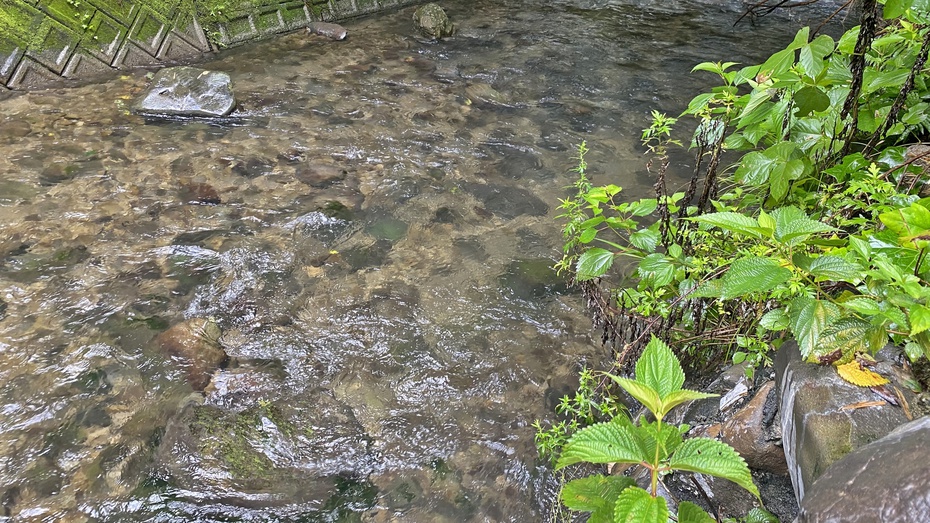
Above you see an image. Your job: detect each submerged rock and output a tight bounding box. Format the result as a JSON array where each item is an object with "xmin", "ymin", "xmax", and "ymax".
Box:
[
  {"xmin": 295, "ymin": 163, "xmax": 347, "ymax": 188},
  {"xmin": 797, "ymin": 415, "xmax": 930, "ymax": 523},
  {"xmin": 413, "ymin": 3, "xmax": 455, "ymax": 39},
  {"xmin": 307, "ymin": 22, "xmax": 348, "ymax": 41},
  {"xmin": 155, "ymin": 318, "xmax": 228, "ymax": 390},
  {"xmin": 131, "ymin": 66, "xmax": 237, "ymax": 118}
]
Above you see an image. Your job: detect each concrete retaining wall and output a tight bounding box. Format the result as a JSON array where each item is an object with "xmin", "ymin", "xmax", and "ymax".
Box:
[{"xmin": 0, "ymin": 0, "xmax": 420, "ymax": 90}]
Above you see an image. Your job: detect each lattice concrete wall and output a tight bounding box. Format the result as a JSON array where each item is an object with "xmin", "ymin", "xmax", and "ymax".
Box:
[{"xmin": 0, "ymin": 0, "xmax": 420, "ymax": 90}]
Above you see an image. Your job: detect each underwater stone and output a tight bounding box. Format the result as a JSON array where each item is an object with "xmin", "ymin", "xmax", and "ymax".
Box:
[
  {"xmin": 155, "ymin": 318, "xmax": 228, "ymax": 391},
  {"xmin": 413, "ymin": 3, "xmax": 455, "ymax": 39},
  {"xmin": 131, "ymin": 66, "xmax": 237, "ymax": 118}
]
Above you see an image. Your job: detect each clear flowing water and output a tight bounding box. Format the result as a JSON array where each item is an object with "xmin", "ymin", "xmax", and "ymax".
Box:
[{"xmin": 0, "ymin": 1, "xmax": 840, "ymax": 521}]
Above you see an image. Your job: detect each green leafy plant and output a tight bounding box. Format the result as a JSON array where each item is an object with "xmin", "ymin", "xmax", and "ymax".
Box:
[
  {"xmin": 555, "ymin": 1, "xmax": 930, "ymax": 376},
  {"xmin": 555, "ymin": 336, "xmax": 759, "ymax": 523}
]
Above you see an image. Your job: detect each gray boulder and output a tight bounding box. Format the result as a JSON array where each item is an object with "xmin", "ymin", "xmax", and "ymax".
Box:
[
  {"xmin": 796, "ymin": 415, "xmax": 930, "ymax": 523},
  {"xmin": 307, "ymin": 22, "xmax": 347, "ymax": 40},
  {"xmin": 413, "ymin": 3, "xmax": 455, "ymax": 39},
  {"xmin": 775, "ymin": 341, "xmax": 918, "ymax": 502},
  {"xmin": 131, "ymin": 66, "xmax": 236, "ymax": 118}
]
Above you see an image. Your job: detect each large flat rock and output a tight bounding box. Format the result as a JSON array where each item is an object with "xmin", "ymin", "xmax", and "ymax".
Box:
[
  {"xmin": 796, "ymin": 415, "xmax": 930, "ymax": 523},
  {"xmin": 131, "ymin": 66, "xmax": 236, "ymax": 118}
]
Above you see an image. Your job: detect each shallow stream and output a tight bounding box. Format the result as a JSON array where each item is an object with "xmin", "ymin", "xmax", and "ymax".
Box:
[{"xmin": 0, "ymin": 1, "xmax": 842, "ymax": 521}]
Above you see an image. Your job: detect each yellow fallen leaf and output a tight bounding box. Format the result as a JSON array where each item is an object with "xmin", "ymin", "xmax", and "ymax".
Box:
[{"xmin": 836, "ymin": 360, "xmax": 889, "ymax": 387}]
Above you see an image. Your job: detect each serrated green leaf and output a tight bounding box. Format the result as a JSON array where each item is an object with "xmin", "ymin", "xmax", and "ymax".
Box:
[
  {"xmin": 692, "ymin": 212, "xmax": 766, "ymax": 238},
  {"xmin": 577, "ymin": 248, "xmax": 614, "ymax": 281},
  {"xmin": 630, "ymin": 198, "xmax": 658, "ymax": 217},
  {"xmin": 636, "ymin": 336, "xmax": 685, "ymax": 399},
  {"xmin": 817, "ymin": 317, "xmax": 887, "ymax": 358},
  {"xmin": 840, "ymin": 297, "xmax": 882, "ymax": 316},
  {"xmin": 745, "ymin": 507, "xmax": 781, "ymax": 523},
  {"xmin": 638, "ymin": 253, "xmax": 676, "ymax": 287},
  {"xmin": 807, "ymin": 255, "xmax": 862, "ymax": 282},
  {"xmin": 690, "ymin": 278, "xmax": 723, "ymax": 299},
  {"xmin": 774, "ymin": 214, "xmax": 835, "ymax": 246},
  {"xmin": 579, "ymin": 227, "xmax": 598, "ymax": 244},
  {"xmin": 669, "ymin": 438, "xmax": 759, "ymax": 499},
  {"xmin": 789, "ymin": 296, "xmax": 840, "ymax": 359},
  {"xmin": 720, "ymin": 257, "xmax": 792, "ymax": 299},
  {"xmin": 560, "ymin": 475, "xmax": 635, "ymax": 522},
  {"xmin": 760, "ymin": 308, "xmax": 789, "ymax": 330},
  {"xmin": 909, "ymin": 304, "xmax": 930, "ymax": 336},
  {"xmin": 556, "ymin": 421, "xmax": 647, "ymax": 470},
  {"xmin": 607, "ymin": 376, "xmax": 662, "ymax": 417},
  {"xmin": 735, "ymin": 151, "xmax": 778, "ymax": 186},
  {"xmin": 678, "ymin": 501, "xmax": 717, "ymax": 523},
  {"xmin": 849, "ymin": 236, "xmax": 872, "ymax": 261},
  {"xmin": 630, "ymin": 228, "xmax": 659, "ymax": 252},
  {"xmin": 613, "ymin": 487, "xmax": 668, "ymax": 523}
]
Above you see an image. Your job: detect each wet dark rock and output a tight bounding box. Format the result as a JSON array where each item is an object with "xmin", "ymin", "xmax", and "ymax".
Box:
[
  {"xmin": 232, "ymin": 157, "xmax": 274, "ymax": 178},
  {"xmin": 499, "ymin": 258, "xmax": 569, "ymax": 299},
  {"xmin": 432, "ymin": 206, "xmax": 457, "ymax": 224},
  {"xmin": 720, "ymin": 381, "xmax": 787, "ymax": 475},
  {"xmin": 797, "ymin": 415, "xmax": 930, "ymax": 523},
  {"xmin": 169, "ymin": 156, "xmax": 194, "ymax": 177},
  {"xmin": 775, "ymin": 341, "xmax": 919, "ymax": 502},
  {"xmin": 465, "ymin": 83, "xmax": 516, "ymax": 109},
  {"xmin": 277, "ymin": 147, "xmax": 307, "ymax": 164},
  {"xmin": 413, "ymin": 3, "xmax": 455, "ymax": 39},
  {"xmin": 463, "ymin": 182, "xmax": 548, "ymax": 219},
  {"xmin": 340, "ymin": 239, "xmax": 393, "ymax": 271},
  {"xmin": 307, "ymin": 22, "xmax": 348, "ymax": 41},
  {"xmin": 155, "ymin": 318, "xmax": 228, "ymax": 391},
  {"xmin": 295, "ymin": 163, "xmax": 347, "ymax": 188},
  {"xmin": 131, "ymin": 66, "xmax": 237, "ymax": 118},
  {"xmin": 179, "ymin": 182, "xmax": 221, "ymax": 205},
  {"xmin": 1, "ymin": 119, "xmax": 31, "ymax": 138}
]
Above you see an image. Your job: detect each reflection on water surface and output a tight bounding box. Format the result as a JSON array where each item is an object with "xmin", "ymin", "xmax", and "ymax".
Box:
[{"xmin": 0, "ymin": 1, "xmax": 832, "ymax": 520}]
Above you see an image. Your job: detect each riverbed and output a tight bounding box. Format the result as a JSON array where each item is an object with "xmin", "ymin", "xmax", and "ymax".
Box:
[{"xmin": 0, "ymin": 1, "xmax": 841, "ymax": 521}]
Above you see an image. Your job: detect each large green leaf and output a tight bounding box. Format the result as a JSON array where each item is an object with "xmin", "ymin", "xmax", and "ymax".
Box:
[
  {"xmin": 613, "ymin": 487, "xmax": 668, "ymax": 523},
  {"xmin": 691, "ymin": 212, "xmax": 765, "ymax": 239},
  {"xmin": 577, "ymin": 248, "xmax": 614, "ymax": 281},
  {"xmin": 789, "ymin": 296, "xmax": 840, "ymax": 359},
  {"xmin": 720, "ymin": 257, "xmax": 792, "ymax": 299},
  {"xmin": 629, "ymin": 228, "xmax": 659, "ymax": 252},
  {"xmin": 678, "ymin": 501, "xmax": 717, "ymax": 523},
  {"xmin": 806, "ymin": 255, "xmax": 862, "ymax": 282},
  {"xmin": 909, "ymin": 304, "xmax": 930, "ymax": 336},
  {"xmin": 879, "ymin": 203, "xmax": 930, "ymax": 245},
  {"xmin": 669, "ymin": 438, "xmax": 760, "ymax": 499},
  {"xmin": 635, "ymin": 336, "xmax": 685, "ymax": 399},
  {"xmin": 884, "ymin": 0, "xmax": 914, "ymax": 19},
  {"xmin": 816, "ymin": 317, "xmax": 887, "ymax": 359},
  {"xmin": 794, "ymin": 86, "xmax": 831, "ymax": 116},
  {"xmin": 556, "ymin": 421, "xmax": 647, "ymax": 470},
  {"xmin": 560, "ymin": 475, "xmax": 635, "ymax": 523},
  {"xmin": 638, "ymin": 253, "xmax": 676, "ymax": 287},
  {"xmin": 735, "ymin": 151, "xmax": 778, "ymax": 186}
]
